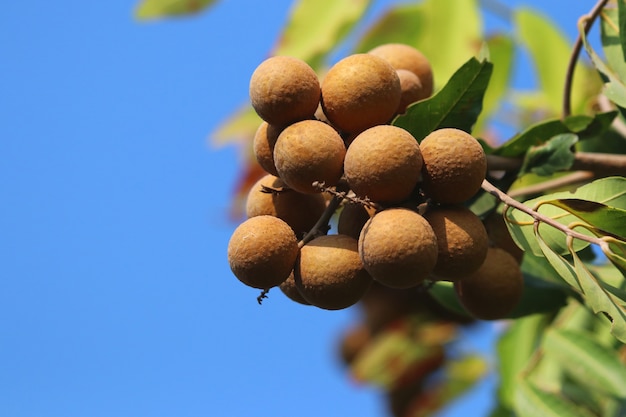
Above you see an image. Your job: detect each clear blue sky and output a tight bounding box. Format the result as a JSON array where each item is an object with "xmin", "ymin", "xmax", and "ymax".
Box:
[{"xmin": 0, "ymin": 1, "xmax": 593, "ymax": 416}]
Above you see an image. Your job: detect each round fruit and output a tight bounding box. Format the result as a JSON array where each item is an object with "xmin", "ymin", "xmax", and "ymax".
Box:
[
  {"xmin": 344, "ymin": 125, "xmax": 422, "ymax": 204},
  {"xmin": 253, "ymin": 122, "xmax": 283, "ymax": 176},
  {"xmin": 245, "ymin": 174, "xmax": 326, "ymax": 237},
  {"xmin": 420, "ymin": 128, "xmax": 487, "ymax": 204},
  {"xmin": 338, "ymin": 323, "xmax": 371, "ymax": 366},
  {"xmin": 227, "ymin": 215, "xmax": 299, "ymax": 289},
  {"xmin": 359, "ymin": 208, "xmax": 438, "ymax": 289},
  {"xmin": 396, "ymin": 69, "xmax": 424, "ymax": 114},
  {"xmin": 249, "ymin": 56, "xmax": 320, "ymax": 126},
  {"xmin": 295, "ymin": 234, "xmax": 373, "ymax": 310},
  {"xmin": 273, "ymin": 119, "xmax": 346, "ymax": 194},
  {"xmin": 368, "ymin": 43, "xmax": 434, "ymax": 100},
  {"xmin": 321, "ymin": 53, "xmax": 401, "ymax": 134},
  {"xmin": 483, "ymin": 211, "xmax": 524, "ymax": 263},
  {"xmin": 279, "ymin": 272, "xmax": 310, "ymax": 306},
  {"xmin": 424, "ymin": 205, "xmax": 489, "ymax": 280},
  {"xmin": 454, "ymin": 247, "xmax": 524, "ymax": 320},
  {"xmin": 337, "ymin": 202, "xmax": 375, "ymax": 240}
]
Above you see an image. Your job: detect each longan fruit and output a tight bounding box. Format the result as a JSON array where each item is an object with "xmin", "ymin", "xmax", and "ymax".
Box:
[
  {"xmin": 294, "ymin": 234, "xmax": 373, "ymax": 310},
  {"xmin": 337, "ymin": 203, "xmax": 375, "ymax": 240},
  {"xmin": 483, "ymin": 211, "xmax": 524, "ymax": 263},
  {"xmin": 424, "ymin": 205, "xmax": 489, "ymax": 280},
  {"xmin": 338, "ymin": 323, "xmax": 372, "ymax": 366},
  {"xmin": 359, "ymin": 208, "xmax": 438, "ymax": 289},
  {"xmin": 253, "ymin": 122, "xmax": 283, "ymax": 176},
  {"xmin": 279, "ymin": 272, "xmax": 310, "ymax": 306},
  {"xmin": 321, "ymin": 54, "xmax": 401, "ymax": 134},
  {"xmin": 396, "ymin": 69, "xmax": 424, "ymax": 114},
  {"xmin": 245, "ymin": 174, "xmax": 326, "ymax": 237},
  {"xmin": 454, "ymin": 247, "xmax": 524, "ymax": 320},
  {"xmin": 344, "ymin": 125, "xmax": 422, "ymax": 204},
  {"xmin": 249, "ymin": 56, "xmax": 320, "ymax": 126},
  {"xmin": 227, "ymin": 215, "xmax": 299, "ymax": 289},
  {"xmin": 368, "ymin": 43, "xmax": 434, "ymax": 99},
  {"xmin": 420, "ymin": 128, "xmax": 487, "ymax": 204},
  {"xmin": 273, "ymin": 119, "xmax": 346, "ymax": 194}
]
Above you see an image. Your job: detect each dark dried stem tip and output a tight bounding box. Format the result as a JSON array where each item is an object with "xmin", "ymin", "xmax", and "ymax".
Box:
[
  {"xmin": 257, "ymin": 288, "xmax": 270, "ymax": 305},
  {"xmin": 260, "ymin": 185, "xmax": 290, "ymax": 194}
]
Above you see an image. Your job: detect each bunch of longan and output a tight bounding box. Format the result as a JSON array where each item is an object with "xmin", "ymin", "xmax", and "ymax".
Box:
[{"xmin": 227, "ymin": 43, "xmax": 524, "ymax": 319}]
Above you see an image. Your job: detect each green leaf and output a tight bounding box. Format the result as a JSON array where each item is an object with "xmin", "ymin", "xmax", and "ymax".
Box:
[
  {"xmin": 514, "ymin": 8, "xmax": 574, "ymax": 115},
  {"xmin": 428, "ymin": 281, "xmax": 471, "ymax": 318},
  {"xmin": 547, "ymin": 199, "xmax": 626, "ymax": 240},
  {"xmin": 505, "ymin": 177, "xmax": 626, "ymax": 256},
  {"xmin": 497, "ymin": 314, "xmax": 551, "ymax": 408},
  {"xmin": 392, "ymin": 57, "xmax": 493, "ymax": 140},
  {"xmin": 601, "ymin": 7, "xmax": 626, "ymax": 82},
  {"xmin": 620, "ymin": 0, "xmax": 626, "ymax": 60},
  {"xmin": 543, "ymin": 328, "xmax": 626, "ymax": 398},
  {"xmin": 533, "ymin": 228, "xmax": 583, "ymax": 292},
  {"xmin": 514, "ymin": 380, "xmax": 596, "ymax": 417},
  {"xmin": 519, "ymin": 134, "xmax": 578, "ymax": 177},
  {"xmin": 134, "ymin": 0, "xmax": 217, "ymax": 19},
  {"xmin": 273, "ymin": 0, "xmax": 371, "ymax": 71},
  {"xmin": 211, "ymin": 105, "xmax": 262, "ymax": 147},
  {"xmin": 508, "ymin": 275, "xmax": 569, "ymax": 318},
  {"xmin": 496, "ymin": 112, "xmax": 616, "ymax": 157},
  {"xmin": 570, "ymin": 247, "xmax": 626, "ymax": 343}
]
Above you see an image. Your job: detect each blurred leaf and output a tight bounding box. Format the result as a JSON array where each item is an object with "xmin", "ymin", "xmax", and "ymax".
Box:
[
  {"xmin": 474, "ymin": 35, "xmax": 514, "ymax": 135},
  {"xmin": 355, "ymin": 3, "xmax": 424, "ymax": 53},
  {"xmin": 506, "ymin": 177, "xmax": 626, "ymax": 256},
  {"xmin": 508, "ymin": 275, "xmax": 569, "ymax": 318},
  {"xmin": 211, "ymin": 105, "xmax": 262, "ymax": 147},
  {"xmin": 548, "ymin": 199, "xmax": 626, "ymax": 240},
  {"xmin": 496, "ymin": 112, "xmax": 616, "ymax": 157},
  {"xmin": 601, "ymin": 7, "xmax": 626, "ymax": 82},
  {"xmin": 543, "ymin": 328, "xmax": 626, "ymax": 398},
  {"xmin": 514, "ymin": 380, "xmax": 596, "ymax": 417},
  {"xmin": 392, "ymin": 57, "xmax": 492, "ymax": 140},
  {"xmin": 620, "ymin": 0, "xmax": 626, "ymax": 61},
  {"xmin": 497, "ymin": 314, "xmax": 551, "ymax": 408},
  {"xmin": 428, "ymin": 281, "xmax": 471, "ymax": 318},
  {"xmin": 519, "ymin": 134, "xmax": 578, "ymax": 176},
  {"xmin": 274, "ymin": 0, "xmax": 371, "ymax": 71},
  {"xmin": 134, "ymin": 0, "xmax": 217, "ymax": 19},
  {"xmin": 514, "ymin": 8, "xmax": 574, "ymax": 115}
]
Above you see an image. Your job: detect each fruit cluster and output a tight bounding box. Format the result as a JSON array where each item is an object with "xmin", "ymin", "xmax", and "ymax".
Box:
[{"xmin": 227, "ymin": 43, "xmax": 524, "ymax": 320}]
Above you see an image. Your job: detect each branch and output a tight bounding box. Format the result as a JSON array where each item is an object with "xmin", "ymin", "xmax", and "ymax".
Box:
[
  {"xmin": 562, "ymin": 0, "xmax": 609, "ymax": 118},
  {"xmin": 486, "ymin": 153, "xmax": 626, "ymax": 175}
]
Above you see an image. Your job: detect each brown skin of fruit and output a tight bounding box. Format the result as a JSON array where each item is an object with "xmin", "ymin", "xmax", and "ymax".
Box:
[
  {"xmin": 245, "ymin": 174, "xmax": 326, "ymax": 237},
  {"xmin": 344, "ymin": 125, "xmax": 423, "ymax": 204},
  {"xmin": 420, "ymin": 128, "xmax": 487, "ymax": 204},
  {"xmin": 368, "ymin": 43, "xmax": 434, "ymax": 100},
  {"xmin": 321, "ymin": 54, "xmax": 401, "ymax": 134},
  {"xmin": 483, "ymin": 211, "xmax": 524, "ymax": 263},
  {"xmin": 279, "ymin": 272, "xmax": 310, "ymax": 306},
  {"xmin": 273, "ymin": 119, "xmax": 346, "ymax": 194},
  {"xmin": 338, "ymin": 323, "xmax": 372, "ymax": 366},
  {"xmin": 395, "ymin": 69, "xmax": 425, "ymax": 114},
  {"xmin": 253, "ymin": 122, "xmax": 283, "ymax": 176},
  {"xmin": 359, "ymin": 208, "xmax": 438, "ymax": 289},
  {"xmin": 227, "ymin": 215, "xmax": 299, "ymax": 289},
  {"xmin": 454, "ymin": 247, "xmax": 524, "ymax": 320},
  {"xmin": 249, "ymin": 56, "xmax": 320, "ymax": 126},
  {"xmin": 337, "ymin": 203, "xmax": 376, "ymax": 240},
  {"xmin": 295, "ymin": 234, "xmax": 373, "ymax": 310},
  {"xmin": 424, "ymin": 205, "xmax": 489, "ymax": 281}
]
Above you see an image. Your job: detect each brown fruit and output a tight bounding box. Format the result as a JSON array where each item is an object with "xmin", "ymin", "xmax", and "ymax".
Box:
[
  {"xmin": 338, "ymin": 323, "xmax": 372, "ymax": 366},
  {"xmin": 245, "ymin": 174, "xmax": 326, "ymax": 237},
  {"xmin": 273, "ymin": 119, "xmax": 346, "ymax": 194},
  {"xmin": 395, "ymin": 69, "xmax": 425, "ymax": 114},
  {"xmin": 321, "ymin": 54, "xmax": 401, "ymax": 134},
  {"xmin": 359, "ymin": 208, "xmax": 438, "ymax": 289},
  {"xmin": 295, "ymin": 234, "xmax": 373, "ymax": 310},
  {"xmin": 483, "ymin": 211, "xmax": 524, "ymax": 263},
  {"xmin": 424, "ymin": 205, "xmax": 489, "ymax": 281},
  {"xmin": 337, "ymin": 203, "xmax": 375, "ymax": 240},
  {"xmin": 249, "ymin": 56, "xmax": 320, "ymax": 126},
  {"xmin": 252, "ymin": 122, "xmax": 283, "ymax": 176},
  {"xmin": 279, "ymin": 272, "xmax": 310, "ymax": 306},
  {"xmin": 344, "ymin": 125, "xmax": 422, "ymax": 204},
  {"xmin": 368, "ymin": 43, "xmax": 433, "ymax": 99},
  {"xmin": 454, "ymin": 247, "xmax": 524, "ymax": 320},
  {"xmin": 420, "ymin": 128, "xmax": 487, "ymax": 204},
  {"xmin": 227, "ymin": 215, "xmax": 299, "ymax": 289}
]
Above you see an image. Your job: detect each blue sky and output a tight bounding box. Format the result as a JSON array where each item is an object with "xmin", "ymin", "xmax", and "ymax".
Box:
[{"xmin": 0, "ymin": 1, "xmax": 593, "ymax": 416}]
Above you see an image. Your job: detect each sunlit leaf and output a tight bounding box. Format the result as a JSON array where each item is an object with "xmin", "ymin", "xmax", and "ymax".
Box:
[
  {"xmin": 392, "ymin": 57, "xmax": 492, "ymax": 140},
  {"xmin": 211, "ymin": 105, "xmax": 262, "ymax": 147},
  {"xmin": 428, "ymin": 281, "xmax": 470, "ymax": 318},
  {"xmin": 547, "ymin": 199, "xmax": 626, "ymax": 240},
  {"xmin": 601, "ymin": 7, "xmax": 626, "ymax": 82},
  {"xmin": 519, "ymin": 133, "xmax": 578, "ymax": 176},
  {"xmin": 514, "ymin": 380, "xmax": 596, "ymax": 417},
  {"xmin": 619, "ymin": 0, "xmax": 626, "ymax": 61},
  {"xmin": 543, "ymin": 328, "xmax": 626, "ymax": 398},
  {"xmin": 274, "ymin": 0, "xmax": 371, "ymax": 71},
  {"xmin": 134, "ymin": 0, "xmax": 217, "ymax": 19}
]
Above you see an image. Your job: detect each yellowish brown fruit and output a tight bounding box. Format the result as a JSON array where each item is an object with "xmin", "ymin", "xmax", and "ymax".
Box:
[
  {"xmin": 252, "ymin": 122, "xmax": 283, "ymax": 176},
  {"xmin": 337, "ymin": 203, "xmax": 376, "ymax": 240},
  {"xmin": 395, "ymin": 69, "xmax": 425, "ymax": 114},
  {"xmin": 273, "ymin": 119, "xmax": 346, "ymax": 194},
  {"xmin": 295, "ymin": 234, "xmax": 373, "ymax": 310},
  {"xmin": 249, "ymin": 56, "xmax": 320, "ymax": 126},
  {"xmin": 359, "ymin": 208, "xmax": 438, "ymax": 289},
  {"xmin": 420, "ymin": 128, "xmax": 487, "ymax": 204},
  {"xmin": 424, "ymin": 205, "xmax": 489, "ymax": 280},
  {"xmin": 454, "ymin": 247, "xmax": 524, "ymax": 320},
  {"xmin": 321, "ymin": 54, "xmax": 401, "ymax": 134},
  {"xmin": 227, "ymin": 215, "xmax": 299, "ymax": 289},
  {"xmin": 279, "ymin": 272, "xmax": 310, "ymax": 305}
]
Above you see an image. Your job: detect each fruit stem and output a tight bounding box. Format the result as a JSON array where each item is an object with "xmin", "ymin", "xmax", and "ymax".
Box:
[{"xmin": 298, "ymin": 192, "xmax": 344, "ymax": 248}]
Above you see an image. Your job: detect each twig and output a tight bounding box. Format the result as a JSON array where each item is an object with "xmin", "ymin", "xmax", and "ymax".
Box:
[
  {"xmin": 298, "ymin": 192, "xmax": 343, "ymax": 248},
  {"xmin": 597, "ymin": 94, "xmax": 626, "ymax": 138},
  {"xmin": 486, "ymin": 153, "xmax": 626, "ymax": 175},
  {"xmin": 562, "ymin": 0, "xmax": 609, "ymax": 118},
  {"xmin": 507, "ymin": 171, "xmax": 595, "ymax": 198}
]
